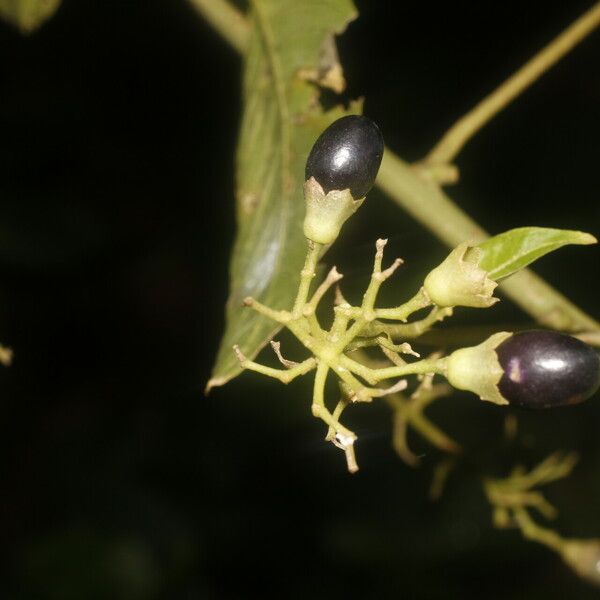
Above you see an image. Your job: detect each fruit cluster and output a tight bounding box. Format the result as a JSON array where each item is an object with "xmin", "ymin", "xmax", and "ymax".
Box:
[{"xmin": 235, "ymin": 115, "xmax": 600, "ymax": 472}]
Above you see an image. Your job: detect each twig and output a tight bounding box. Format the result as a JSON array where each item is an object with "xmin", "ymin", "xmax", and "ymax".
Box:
[
  {"xmin": 425, "ymin": 2, "xmax": 600, "ymax": 166},
  {"xmin": 187, "ymin": 0, "xmax": 249, "ymax": 53}
]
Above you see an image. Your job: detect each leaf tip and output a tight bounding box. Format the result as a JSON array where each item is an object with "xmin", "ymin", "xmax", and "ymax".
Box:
[
  {"xmin": 580, "ymin": 232, "xmax": 597, "ymax": 245},
  {"xmin": 204, "ymin": 376, "xmax": 228, "ymax": 395}
]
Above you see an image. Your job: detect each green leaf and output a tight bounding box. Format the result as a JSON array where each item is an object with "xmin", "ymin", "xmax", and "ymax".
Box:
[
  {"xmin": 0, "ymin": 0, "xmax": 61, "ymax": 33},
  {"xmin": 207, "ymin": 0, "xmax": 358, "ymax": 391},
  {"xmin": 477, "ymin": 227, "xmax": 597, "ymax": 281}
]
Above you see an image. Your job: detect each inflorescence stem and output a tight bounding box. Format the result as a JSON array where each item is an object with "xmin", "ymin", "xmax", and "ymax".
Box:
[{"xmin": 235, "ymin": 238, "xmax": 454, "ymax": 471}]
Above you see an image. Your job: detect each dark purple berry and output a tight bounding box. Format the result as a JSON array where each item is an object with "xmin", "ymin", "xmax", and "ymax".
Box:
[
  {"xmin": 305, "ymin": 115, "xmax": 384, "ymax": 199},
  {"xmin": 496, "ymin": 330, "xmax": 600, "ymax": 409}
]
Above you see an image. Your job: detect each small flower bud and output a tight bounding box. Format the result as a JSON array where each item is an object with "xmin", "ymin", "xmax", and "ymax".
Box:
[
  {"xmin": 423, "ymin": 243, "xmax": 498, "ymax": 309},
  {"xmin": 303, "ymin": 115, "xmax": 384, "ymax": 245}
]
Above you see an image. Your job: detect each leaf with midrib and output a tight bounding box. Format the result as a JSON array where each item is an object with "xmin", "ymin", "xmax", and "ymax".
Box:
[
  {"xmin": 0, "ymin": 0, "xmax": 61, "ymax": 33},
  {"xmin": 478, "ymin": 226, "xmax": 597, "ymax": 281},
  {"xmin": 207, "ymin": 0, "xmax": 358, "ymax": 391}
]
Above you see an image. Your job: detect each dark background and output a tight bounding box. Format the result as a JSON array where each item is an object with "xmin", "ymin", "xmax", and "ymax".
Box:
[{"xmin": 1, "ymin": 1, "xmax": 600, "ymax": 598}]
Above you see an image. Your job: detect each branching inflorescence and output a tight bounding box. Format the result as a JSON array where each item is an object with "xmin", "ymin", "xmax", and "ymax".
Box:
[
  {"xmin": 233, "ymin": 115, "xmax": 600, "ymax": 473},
  {"xmin": 235, "ymin": 235, "xmax": 449, "ymax": 472}
]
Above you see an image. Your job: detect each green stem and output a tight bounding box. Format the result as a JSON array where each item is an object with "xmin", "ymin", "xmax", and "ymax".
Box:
[
  {"xmin": 243, "ymin": 297, "xmax": 291, "ymax": 324},
  {"xmin": 292, "ymin": 241, "xmax": 322, "ymax": 317},
  {"xmin": 311, "ymin": 361, "xmax": 329, "ymax": 415},
  {"xmin": 237, "ymin": 353, "xmax": 316, "ymax": 383},
  {"xmin": 333, "ymin": 361, "xmax": 371, "ymax": 394},
  {"xmin": 358, "ymin": 306, "xmax": 449, "ymax": 339},
  {"xmin": 425, "ymin": 2, "xmax": 600, "ymax": 166},
  {"xmin": 408, "ymin": 410, "xmax": 461, "ymax": 454},
  {"xmin": 513, "ymin": 508, "xmax": 565, "ymax": 553},
  {"xmin": 187, "ymin": 0, "xmax": 249, "ymax": 53},
  {"xmin": 500, "ymin": 269, "xmax": 600, "ymax": 332},
  {"xmin": 339, "ymin": 355, "xmax": 378, "ymax": 385},
  {"xmin": 311, "ymin": 362, "xmax": 356, "ymax": 439},
  {"xmin": 377, "ymin": 151, "xmax": 487, "ymax": 245},
  {"xmin": 375, "ymin": 287, "xmax": 431, "ymax": 321},
  {"xmin": 368, "ymin": 358, "xmax": 446, "ymax": 383},
  {"xmin": 378, "ymin": 307, "xmax": 453, "ymax": 340}
]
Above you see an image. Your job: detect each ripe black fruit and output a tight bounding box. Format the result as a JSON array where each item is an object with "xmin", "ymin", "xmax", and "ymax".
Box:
[
  {"xmin": 305, "ymin": 115, "xmax": 384, "ymax": 199},
  {"xmin": 496, "ymin": 330, "xmax": 600, "ymax": 408}
]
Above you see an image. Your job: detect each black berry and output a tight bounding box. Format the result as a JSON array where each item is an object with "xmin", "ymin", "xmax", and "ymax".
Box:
[
  {"xmin": 305, "ymin": 115, "xmax": 384, "ymax": 199},
  {"xmin": 496, "ymin": 330, "xmax": 600, "ymax": 409}
]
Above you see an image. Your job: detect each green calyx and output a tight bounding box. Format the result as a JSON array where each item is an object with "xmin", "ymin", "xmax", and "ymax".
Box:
[
  {"xmin": 303, "ymin": 177, "xmax": 364, "ymax": 245},
  {"xmin": 561, "ymin": 539, "xmax": 600, "ymax": 586},
  {"xmin": 445, "ymin": 332, "xmax": 512, "ymax": 405}
]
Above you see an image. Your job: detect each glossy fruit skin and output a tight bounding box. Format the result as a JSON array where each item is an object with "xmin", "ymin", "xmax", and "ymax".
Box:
[
  {"xmin": 305, "ymin": 115, "xmax": 384, "ymax": 199},
  {"xmin": 496, "ymin": 330, "xmax": 600, "ymax": 409}
]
